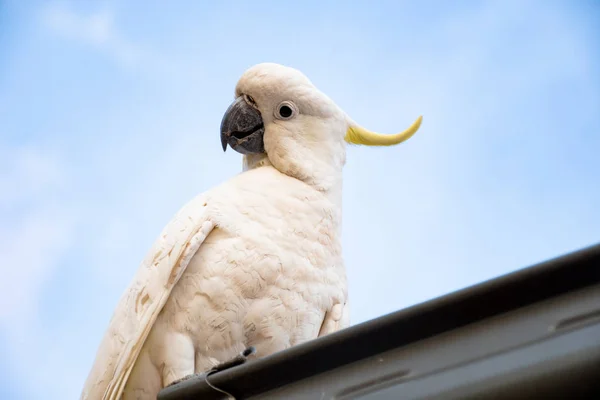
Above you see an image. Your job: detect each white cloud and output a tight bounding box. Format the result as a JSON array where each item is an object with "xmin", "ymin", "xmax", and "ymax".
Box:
[
  {"xmin": 41, "ymin": 4, "xmax": 139, "ymax": 67},
  {"xmin": 39, "ymin": 3, "xmax": 187, "ymax": 76},
  {"xmin": 0, "ymin": 208, "xmax": 73, "ymax": 325},
  {"xmin": 43, "ymin": 7, "xmax": 113, "ymax": 45},
  {"xmin": 0, "ymin": 145, "xmax": 76, "ymax": 398},
  {"xmin": 0, "ymin": 147, "xmax": 73, "ymax": 326},
  {"xmin": 0, "ymin": 147, "xmax": 65, "ymax": 207}
]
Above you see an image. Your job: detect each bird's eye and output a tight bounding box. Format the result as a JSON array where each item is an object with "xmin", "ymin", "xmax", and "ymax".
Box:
[{"xmin": 275, "ymin": 101, "xmax": 298, "ymax": 120}]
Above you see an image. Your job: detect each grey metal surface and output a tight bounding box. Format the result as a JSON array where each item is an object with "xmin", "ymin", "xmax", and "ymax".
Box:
[
  {"xmin": 251, "ymin": 283, "xmax": 600, "ymax": 399},
  {"xmin": 357, "ymin": 323, "xmax": 600, "ymax": 400}
]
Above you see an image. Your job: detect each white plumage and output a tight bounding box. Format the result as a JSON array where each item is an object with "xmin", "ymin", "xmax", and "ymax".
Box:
[{"xmin": 81, "ymin": 63, "xmax": 421, "ymax": 400}]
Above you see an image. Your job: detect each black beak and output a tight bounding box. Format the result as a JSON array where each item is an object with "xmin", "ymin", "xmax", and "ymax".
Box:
[{"xmin": 220, "ymin": 97, "xmax": 265, "ymax": 155}]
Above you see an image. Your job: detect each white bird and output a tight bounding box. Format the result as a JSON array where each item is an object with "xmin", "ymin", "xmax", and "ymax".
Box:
[{"xmin": 80, "ymin": 62, "xmax": 422, "ymax": 400}]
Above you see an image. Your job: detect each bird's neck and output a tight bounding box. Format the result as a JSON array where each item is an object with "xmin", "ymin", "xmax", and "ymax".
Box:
[
  {"xmin": 242, "ymin": 154, "xmax": 271, "ymax": 171},
  {"xmin": 242, "ymin": 153, "xmax": 344, "ymax": 219}
]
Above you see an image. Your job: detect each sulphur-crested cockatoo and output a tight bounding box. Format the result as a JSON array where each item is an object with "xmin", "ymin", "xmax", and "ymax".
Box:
[{"xmin": 81, "ymin": 63, "xmax": 422, "ymax": 400}]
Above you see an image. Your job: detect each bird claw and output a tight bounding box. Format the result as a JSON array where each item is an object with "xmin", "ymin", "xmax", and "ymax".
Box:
[
  {"xmin": 165, "ymin": 346, "xmax": 256, "ymax": 389},
  {"xmin": 167, "ymin": 373, "xmax": 198, "ymax": 387},
  {"xmin": 208, "ymin": 346, "xmax": 256, "ymax": 374}
]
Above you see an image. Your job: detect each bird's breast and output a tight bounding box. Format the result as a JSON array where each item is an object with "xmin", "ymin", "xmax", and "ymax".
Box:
[{"xmin": 157, "ymin": 166, "xmax": 347, "ymax": 360}]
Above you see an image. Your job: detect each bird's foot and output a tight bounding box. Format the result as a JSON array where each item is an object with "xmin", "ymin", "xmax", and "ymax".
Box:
[
  {"xmin": 165, "ymin": 346, "xmax": 256, "ymax": 388},
  {"xmin": 167, "ymin": 373, "xmax": 198, "ymax": 387},
  {"xmin": 208, "ymin": 346, "xmax": 256, "ymax": 374}
]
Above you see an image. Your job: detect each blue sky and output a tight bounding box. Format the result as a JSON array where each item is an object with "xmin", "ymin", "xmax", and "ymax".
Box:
[{"xmin": 0, "ymin": 0, "xmax": 599, "ymax": 398}]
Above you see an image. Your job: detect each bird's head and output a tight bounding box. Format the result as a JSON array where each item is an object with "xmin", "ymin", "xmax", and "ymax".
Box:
[{"xmin": 220, "ymin": 63, "xmax": 422, "ymax": 190}]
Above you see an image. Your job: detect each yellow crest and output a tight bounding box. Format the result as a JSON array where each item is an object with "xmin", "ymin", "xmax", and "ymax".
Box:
[{"xmin": 345, "ymin": 116, "xmax": 423, "ymax": 146}]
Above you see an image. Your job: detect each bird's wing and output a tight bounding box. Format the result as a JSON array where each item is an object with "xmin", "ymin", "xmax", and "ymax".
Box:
[{"xmin": 81, "ymin": 194, "xmax": 216, "ymax": 400}]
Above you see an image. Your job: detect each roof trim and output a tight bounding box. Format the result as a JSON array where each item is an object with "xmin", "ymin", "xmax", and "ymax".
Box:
[{"xmin": 159, "ymin": 243, "xmax": 600, "ymax": 400}]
